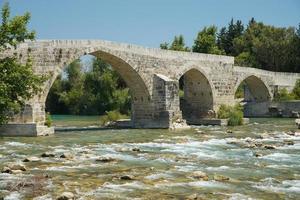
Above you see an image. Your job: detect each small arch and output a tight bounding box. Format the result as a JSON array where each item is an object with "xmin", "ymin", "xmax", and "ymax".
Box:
[
  {"xmin": 234, "ymin": 75, "xmax": 271, "ymax": 102},
  {"xmin": 179, "ymin": 68, "xmax": 215, "ymax": 124}
]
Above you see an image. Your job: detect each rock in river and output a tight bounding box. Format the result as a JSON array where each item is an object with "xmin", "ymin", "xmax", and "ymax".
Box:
[
  {"xmin": 23, "ymin": 156, "xmax": 40, "ymax": 162},
  {"xmin": 60, "ymin": 153, "xmax": 74, "ymax": 159},
  {"xmin": 191, "ymin": 171, "xmax": 209, "ymax": 181},
  {"xmin": 2, "ymin": 163, "xmax": 27, "ymax": 173},
  {"xmin": 263, "ymin": 144, "xmax": 276, "ymax": 149},
  {"xmin": 41, "ymin": 152, "xmax": 55, "ymax": 157},
  {"xmin": 95, "ymin": 156, "xmax": 117, "ymax": 163},
  {"xmin": 120, "ymin": 175, "xmax": 135, "ymax": 180},
  {"xmin": 213, "ymin": 174, "xmax": 230, "ymax": 181},
  {"xmin": 57, "ymin": 192, "xmax": 74, "ymax": 200}
]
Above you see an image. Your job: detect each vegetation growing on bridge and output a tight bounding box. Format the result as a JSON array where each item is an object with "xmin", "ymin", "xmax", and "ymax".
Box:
[
  {"xmin": 0, "ymin": 3, "xmax": 44, "ymax": 125},
  {"xmin": 161, "ymin": 18, "xmax": 300, "ymax": 73}
]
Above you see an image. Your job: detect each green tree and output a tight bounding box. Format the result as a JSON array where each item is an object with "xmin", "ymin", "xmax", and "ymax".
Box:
[
  {"xmin": 217, "ymin": 19, "xmax": 244, "ymax": 56},
  {"xmin": 46, "ymin": 57, "xmax": 131, "ymax": 116},
  {"xmin": 0, "ymin": 3, "xmax": 44, "ymax": 124},
  {"xmin": 233, "ymin": 19, "xmax": 299, "ymax": 72},
  {"xmin": 292, "ymin": 79, "xmax": 300, "ymax": 99},
  {"xmin": 193, "ymin": 26, "xmax": 224, "ymax": 55},
  {"xmin": 160, "ymin": 35, "xmax": 189, "ymax": 51}
]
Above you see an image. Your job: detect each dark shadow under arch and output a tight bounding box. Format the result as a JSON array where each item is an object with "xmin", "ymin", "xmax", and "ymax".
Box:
[
  {"xmin": 235, "ymin": 75, "xmax": 271, "ymax": 103},
  {"xmin": 180, "ymin": 68, "xmax": 214, "ymax": 124}
]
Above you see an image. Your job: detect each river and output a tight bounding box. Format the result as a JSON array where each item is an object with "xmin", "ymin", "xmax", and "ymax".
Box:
[{"xmin": 0, "ymin": 117, "xmax": 300, "ymax": 199}]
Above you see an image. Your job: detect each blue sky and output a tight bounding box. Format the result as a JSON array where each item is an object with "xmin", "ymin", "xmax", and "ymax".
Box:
[{"xmin": 2, "ymin": 0, "xmax": 300, "ymax": 47}]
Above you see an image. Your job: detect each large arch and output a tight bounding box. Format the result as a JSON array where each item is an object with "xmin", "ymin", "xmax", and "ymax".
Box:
[
  {"xmin": 179, "ymin": 68, "xmax": 214, "ymax": 124},
  {"xmin": 234, "ymin": 75, "xmax": 272, "ymax": 102},
  {"xmin": 41, "ymin": 49, "xmax": 152, "ymax": 126}
]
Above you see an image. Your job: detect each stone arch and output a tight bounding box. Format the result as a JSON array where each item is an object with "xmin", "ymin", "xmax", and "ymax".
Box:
[
  {"xmin": 179, "ymin": 68, "xmax": 215, "ymax": 124},
  {"xmin": 234, "ymin": 75, "xmax": 272, "ymax": 102},
  {"xmin": 42, "ymin": 48, "xmax": 152, "ymax": 126}
]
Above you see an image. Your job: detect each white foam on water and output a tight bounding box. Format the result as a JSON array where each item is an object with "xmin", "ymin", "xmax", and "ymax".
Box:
[
  {"xmin": 4, "ymin": 191, "xmax": 22, "ymax": 200},
  {"xmin": 5, "ymin": 141, "xmax": 29, "ymax": 147},
  {"xmin": 206, "ymin": 166, "xmax": 230, "ymax": 171},
  {"xmin": 253, "ymin": 178, "xmax": 300, "ymax": 194},
  {"xmin": 174, "ymin": 165, "xmax": 199, "ymax": 172},
  {"xmin": 154, "ymin": 180, "xmax": 228, "ymax": 189},
  {"xmin": 32, "ymin": 194, "xmax": 52, "ymax": 200},
  {"xmin": 145, "ymin": 172, "xmax": 173, "ymax": 180},
  {"xmin": 45, "ymin": 163, "xmax": 101, "ymax": 171},
  {"xmin": 278, "ymin": 142, "xmax": 300, "ymax": 150},
  {"xmin": 228, "ymin": 193, "xmax": 256, "ymax": 200},
  {"xmin": 97, "ymin": 181, "xmax": 149, "ymax": 192},
  {"xmin": 261, "ymin": 153, "xmax": 300, "ymax": 163},
  {"xmin": 188, "ymin": 180, "xmax": 229, "ymax": 188}
]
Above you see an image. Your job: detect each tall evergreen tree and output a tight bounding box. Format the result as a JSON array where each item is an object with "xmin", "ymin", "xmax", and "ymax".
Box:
[{"xmin": 193, "ymin": 26, "xmax": 224, "ymax": 55}]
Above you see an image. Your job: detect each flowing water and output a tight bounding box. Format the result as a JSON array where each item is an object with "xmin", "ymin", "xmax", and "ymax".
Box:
[{"xmin": 0, "ymin": 118, "xmax": 300, "ymax": 199}]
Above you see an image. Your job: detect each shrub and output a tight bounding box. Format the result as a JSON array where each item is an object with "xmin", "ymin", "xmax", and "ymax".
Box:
[
  {"xmin": 292, "ymin": 79, "xmax": 300, "ymax": 100},
  {"xmin": 217, "ymin": 104, "xmax": 243, "ymax": 126},
  {"xmin": 99, "ymin": 110, "xmax": 129, "ymax": 126},
  {"xmin": 274, "ymin": 88, "xmax": 295, "ymax": 102},
  {"xmin": 178, "ymin": 89, "xmax": 184, "ymax": 98},
  {"xmin": 45, "ymin": 112, "xmax": 52, "ymax": 127}
]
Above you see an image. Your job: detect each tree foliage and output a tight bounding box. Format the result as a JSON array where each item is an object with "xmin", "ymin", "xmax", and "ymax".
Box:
[
  {"xmin": 273, "ymin": 80, "xmax": 300, "ymax": 101},
  {"xmin": 46, "ymin": 57, "xmax": 131, "ymax": 116},
  {"xmin": 160, "ymin": 18, "xmax": 300, "ymax": 73},
  {"xmin": 0, "ymin": 3, "xmax": 44, "ymax": 124},
  {"xmin": 160, "ymin": 35, "xmax": 190, "ymax": 51},
  {"xmin": 193, "ymin": 26, "xmax": 224, "ymax": 55}
]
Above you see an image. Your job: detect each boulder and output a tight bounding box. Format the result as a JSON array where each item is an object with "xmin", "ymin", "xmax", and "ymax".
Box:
[
  {"xmin": 191, "ymin": 171, "xmax": 209, "ymax": 181},
  {"xmin": 291, "ymin": 111, "xmax": 300, "ymax": 118},
  {"xmin": 284, "ymin": 140, "xmax": 294, "ymax": 145},
  {"xmin": 11, "ymin": 170, "xmax": 23, "ymax": 174},
  {"xmin": 213, "ymin": 174, "xmax": 230, "ymax": 181},
  {"xmin": 6, "ymin": 163, "xmax": 26, "ymax": 171},
  {"xmin": 57, "ymin": 192, "xmax": 74, "ymax": 200},
  {"xmin": 186, "ymin": 194, "xmax": 203, "ymax": 200},
  {"xmin": 120, "ymin": 175, "xmax": 134, "ymax": 180},
  {"xmin": 23, "ymin": 156, "xmax": 40, "ymax": 162},
  {"xmin": 264, "ymin": 145, "xmax": 276, "ymax": 149},
  {"xmin": 254, "ymin": 152, "xmax": 263, "ymax": 157},
  {"xmin": 296, "ymin": 119, "xmax": 300, "ymax": 129},
  {"xmin": 95, "ymin": 157, "xmax": 117, "ymax": 163},
  {"xmin": 41, "ymin": 152, "xmax": 55, "ymax": 157},
  {"xmin": 131, "ymin": 147, "xmax": 141, "ymax": 152},
  {"xmin": 60, "ymin": 153, "xmax": 74, "ymax": 159},
  {"xmin": 1, "ymin": 166, "xmax": 12, "ymax": 174},
  {"xmin": 226, "ymin": 130, "xmax": 233, "ymax": 134}
]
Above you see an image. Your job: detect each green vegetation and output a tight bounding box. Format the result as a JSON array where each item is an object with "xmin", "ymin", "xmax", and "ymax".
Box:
[
  {"xmin": 161, "ymin": 18, "xmax": 300, "ymax": 73},
  {"xmin": 193, "ymin": 26, "xmax": 224, "ymax": 55},
  {"xmin": 234, "ymin": 83, "xmax": 245, "ymax": 99},
  {"xmin": 99, "ymin": 110, "xmax": 129, "ymax": 126},
  {"xmin": 217, "ymin": 104, "xmax": 244, "ymax": 126},
  {"xmin": 46, "ymin": 57, "xmax": 131, "ymax": 116},
  {"xmin": 274, "ymin": 80, "xmax": 300, "ymax": 101},
  {"xmin": 45, "ymin": 112, "xmax": 52, "ymax": 127},
  {"xmin": 0, "ymin": 3, "xmax": 44, "ymax": 125},
  {"xmin": 160, "ymin": 35, "xmax": 190, "ymax": 51}
]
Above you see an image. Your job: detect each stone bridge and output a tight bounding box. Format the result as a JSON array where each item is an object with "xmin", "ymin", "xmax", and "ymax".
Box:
[{"xmin": 1, "ymin": 40, "xmax": 300, "ymax": 136}]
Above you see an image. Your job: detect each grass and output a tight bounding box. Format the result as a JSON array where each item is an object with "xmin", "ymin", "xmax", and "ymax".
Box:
[
  {"xmin": 217, "ymin": 104, "xmax": 244, "ymax": 126},
  {"xmin": 99, "ymin": 110, "xmax": 129, "ymax": 126}
]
